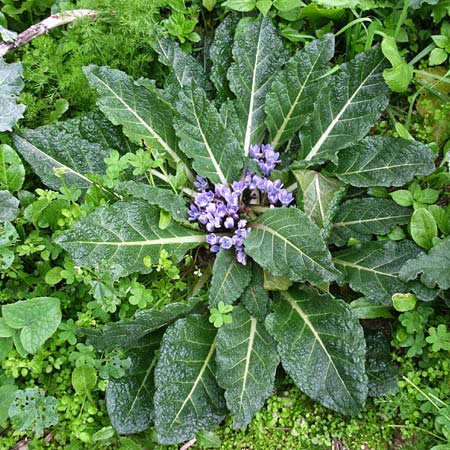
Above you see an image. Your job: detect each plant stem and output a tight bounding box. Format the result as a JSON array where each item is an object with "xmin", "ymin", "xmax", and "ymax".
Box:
[{"xmin": 0, "ymin": 10, "xmax": 97, "ymax": 57}]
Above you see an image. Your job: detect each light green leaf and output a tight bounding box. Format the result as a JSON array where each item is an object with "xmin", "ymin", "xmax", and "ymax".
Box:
[
  {"xmin": 196, "ymin": 430, "xmax": 222, "ymax": 448},
  {"xmin": 2, "ymin": 297, "xmax": 61, "ymax": 354},
  {"xmin": 175, "ymin": 86, "xmax": 243, "ymax": 185},
  {"xmin": 209, "ymin": 249, "xmax": 252, "ymax": 308},
  {"xmin": 294, "ymin": 169, "xmax": 344, "ymax": 227},
  {"xmin": 381, "ymin": 36, "xmax": 413, "ymax": 93},
  {"xmin": 333, "ymin": 240, "xmax": 423, "ymax": 305},
  {"xmin": 365, "ymin": 330, "xmax": 398, "ymax": 397},
  {"xmin": 0, "ymin": 190, "xmax": 19, "ymax": 222},
  {"xmin": 241, "ymin": 265, "xmax": 270, "ymax": 320},
  {"xmin": 0, "ymin": 317, "xmax": 15, "ymax": 337},
  {"xmin": 13, "ymin": 112, "xmax": 131, "ymax": 190},
  {"xmin": 400, "ymin": 238, "xmax": 450, "ymax": 290},
  {"xmin": 116, "ymin": 181, "xmax": 188, "ymax": 223},
  {"xmin": 72, "ymin": 365, "xmax": 97, "ymax": 395},
  {"xmin": 410, "ymin": 208, "xmax": 437, "ymax": 250},
  {"xmin": 0, "ymin": 385, "xmax": 17, "ymax": 426},
  {"xmin": 56, "ymin": 200, "xmax": 206, "ymax": 276},
  {"xmin": 106, "ymin": 333, "xmax": 162, "ymax": 434},
  {"xmin": 349, "ymin": 298, "xmax": 393, "ymax": 320},
  {"xmin": 330, "ymin": 198, "xmax": 412, "ymax": 246},
  {"xmin": 8, "ymin": 388, "xmax": 58, "ymax": 437},
  {"xmin": 0, "ymin": 59, "xmax": 25, "ymax": 132},
  {"xmin": 216, "ymin": 306, "xmax": 279, "ymax": 428},
  {"xmin": 84, "ymin": 65, "xmax": 190, "ymax": 176},
  {"xmin": 228, "ymin": 16, "xmax": 286, "ymax": 156},
  {"xmin": 222, "ymin": 0, "xmax": 256, "ymax": 11},
  {"xmin": 392, "ymin": 293, "xmax": 417, "ymax": 312},
  {"xmin": 429, "ymin": 47, "xmax": 448, "ymax": 66},
  {"xmin": 210, "ymin": 15, "xmax": 239, "ymax": 101},
  {"xmin": 244, "ymin": 208, "xmax": 341, "ymax": 284},
  {"xmin": 0, "ymin": 144, "xmax": 24, "ymax": 192},
  {"xmin": 334, "ymin": 136, "xmax": 435, "ymax": 187},
  {"xmin": 266, "ymin": 286, "xmax": 367, "ymax": 415},
  {"xmin": 266, "ymin": 34, "xmax": 334, "ymax": 148},
  {"xmin": 300, "ymin": 46, "xmax": 389, "ymax": 164},
  {"xmin": 154, "ymin": 315, "xmax": 226, "ymax": 444},
  {"xmin": 91, "ymin": 426, "xmax": 115, "ymax": 442}
]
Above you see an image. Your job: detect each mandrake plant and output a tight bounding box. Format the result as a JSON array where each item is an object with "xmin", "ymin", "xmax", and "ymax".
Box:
[{"xmin": 12, "ymin": 14, "xmax": 442, "ymax": 445}]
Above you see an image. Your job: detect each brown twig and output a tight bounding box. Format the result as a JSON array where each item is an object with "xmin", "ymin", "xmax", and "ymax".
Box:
[
  {"xmin": 0, "ymin": 9, "xmax": 97, "ymax": 57},
  {"xmin": 179, "ymin": 438, "xmax": 196, "ymax": 450}
]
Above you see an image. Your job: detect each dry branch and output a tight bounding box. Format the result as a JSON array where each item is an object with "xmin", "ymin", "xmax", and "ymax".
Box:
[{"xmin": 0, "ymin": 9, "xmax": 97, "ymax": 57}]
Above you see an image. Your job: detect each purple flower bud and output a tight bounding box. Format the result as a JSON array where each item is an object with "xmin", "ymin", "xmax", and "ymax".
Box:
[
  {"xmin": 220, "ymin": 236, "xmax": 233, "ymax": 249},
  {"xmin": 206, "ymin": 222, "xmax": 215, "ymax": 232},
  {"xmin": 278, "ymin": 189, "xmax": 294, "ymax": 207},
  {"xmin": 237, "ymin": 219, "xmax": 247, "ymax": 228},
  {"xmin": 232, "ymin": 181, "xmax": 247, "ymax": 195},
  {"xmin": 210, "ymin": 244, "xmax": 221, "ymax": 252},
  {"xmin": 224, "ymin": 217, "xmax": 234, "ymax": 229},
  {"xmin": 236, "ymin": 249, "xmax": 247, "ymax": 265},
  {"xmin": 194, "ymin": 175, "xmax": 209, "ymax": 191},
  {"xmin": 249, "ymin": 145, "xmax": 262, "ymax": 159},
  {"xmin": 195, "ymin": 191, "xmax": 214, "ymax": 207},
  {"xmin": 207, "ymin": 233, "xmax": 219, "ymax": 245},
  {"xmin": 188, "ymin": 204, "xmax": 200, "ymax": 221}
]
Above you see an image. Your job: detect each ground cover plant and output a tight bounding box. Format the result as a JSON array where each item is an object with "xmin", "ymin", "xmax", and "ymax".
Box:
[{"xmin": 2, "ymin": 1, "xmax": 450, "ymax": 449}]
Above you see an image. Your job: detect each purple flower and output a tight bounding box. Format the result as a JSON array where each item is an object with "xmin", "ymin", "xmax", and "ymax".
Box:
[
  {"xmin": 220, "ymin": 236, "xmax": 233, "ymax": 249},
  {"xmin": 194, "ymin": 191, "xmax": 214, "ymax": 207},
  {"xmin": 194, "ymin": 175, "xmax": 209, "ymax": 191},
  {"xmin": 224, "ymin": 217, "xmax": 235, "ymax": 229},
  {"xmin": 278, "ymin": 189, "xmax": 294, "ymax": 207}
]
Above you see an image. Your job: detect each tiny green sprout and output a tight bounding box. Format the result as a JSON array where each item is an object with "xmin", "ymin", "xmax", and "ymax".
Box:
[{"xmin": 209, "ymin": 302, "xmax": 233, "ymax": 328}]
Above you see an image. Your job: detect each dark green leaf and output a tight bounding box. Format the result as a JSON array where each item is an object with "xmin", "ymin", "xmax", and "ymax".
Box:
[
  {"xmin": 400, "ymin": 238, "xmax": 450, "ymax": 290},
  {"xmin": 13, "ymin": 113, "xmax": 129, "ymax": 190},
  {"xmin": 175, "ymin": 86, "xmax": 243, "ymax": 185},
  {"xmin": 84, "ymin": 65, "xmax": 190, "ymax": 176},
  {"xmin": 116, "ymin": 181, "xmax": 188, "ymax": 223},
  {"xmin": 228, "ymin": 16, "xmax": 286, "ymax": 156},
  {"xmin": 299, "ymin": 46, "xmax": 389, "ymax": 164},
  {"xmin": 334, "ymin": 136, "xmax": 435, "ymax": 187},
  {"xmin": 330, "ymin": 198, "xmax": 412, "ymax": 246},
  {"xmin": 209, "ymin": 249, "xmax": 252, "ymax": 308},
  {"xmin": 241, "ymin": 265, "xmax": 270, "ymax": 320},
  {"xmin": 244, "ymin": 208, "xmax": 341, "ymax": 284},
  {"xmin": 365, "ymin": 330, "xmax": 398, "ymax": 397},
  {"xmin": 56, "ymin": 200, "xmax": 206, "ymax": 276},
  {"xmin": 154, "ymin": 315, "xmax": 226, "ymax": 444},
  {"xmin": 266, "ymin": 34, "xmax": 335, "ymax": 148},
  {"xmin": 0, "ymin": 144, "xmax": 24, "ymax": 192},
  {"xmin": 294, "ymin": 169, "xmax": 344, "ymax": 227},
  {"xmin": 210, "ymin": 15, "xmax": 239, "ymax": 101},
  {"xmin": 106, "ymin": 332, "xmax": 162, "ymax": 434},
  {"xmin": 333, "ymin": 240, "xmax": 422, "ymax": 305},
  {"xmin": 266, "ymin": 286, "xmax": 367, "ymax": 415},
  {"xmin": 216, "ymin": 306, "xmax": 279, "ymax": 428}
]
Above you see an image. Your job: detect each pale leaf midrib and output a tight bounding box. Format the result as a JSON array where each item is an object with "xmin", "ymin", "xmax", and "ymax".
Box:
[
  {"xmin": 67, "ymin": 235, "xmax": 207, "ymax": 246},
  {"xmin": 332, "ymin": 214, "xmax": 410, "ymax": 228},
  {"xmin": 238, "ymin": 317, "xmax": 257, "ymax": 415},
  {"xmin": 332, "ymin": 257, "xmax": 397, "ymax": 277}
]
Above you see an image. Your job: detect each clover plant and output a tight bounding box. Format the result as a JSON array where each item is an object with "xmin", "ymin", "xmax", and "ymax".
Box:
[{"xmin": 11, "ymin": 14, "xmax": 441, "ymax": 445}]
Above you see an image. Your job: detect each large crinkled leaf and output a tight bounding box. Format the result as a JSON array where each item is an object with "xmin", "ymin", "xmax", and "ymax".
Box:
[
  {"xmin": 209, "ymin": 249, "xmax": 252, "ymax": 308},
  {"xmin": 0, "ymin": 59, "xmax": 25, "ymax": 131},
  {"xmin": 216, "ymin": 306, "xmax": 279, "ymax": 428},
  {"xmin": 210, "ymin": 15, "xmax": 239, "ymax": 101},
  {"xmin": 0, "ymin": 190, "xmax": 19, "ymax": 222},
  {"xmin": 334, "ymin": 136, "xmax": 435, "ymax": 187},
  {"xmin": 106, "ymin": 332, "xmax": 162, "ymax": 434},
  {"xmin": 300, "ymin": 46, "xmax": 389, "ymax": 164},
  {"xmin": 294, "ymin": 169, "xmax": 344, "ymax": 227},
  {"xmin": 84, "ymin": 65, "xmax": 190, "ymax": 176},
  {"xmin": 175, "ymin": 86, "xmax": 243, "ymax": 185},
  {"xmin": 400, "ymin": 239, "xmax": 450, "ymax": 290},
  {"xmin": 56, "ymin": 200, "xmax": 206, "ymax": 276},
  {"xmin": 265, "ymin": 286, "xmax": 367, "ymax": 415},
  {"xmin": 116, "ymin": 181, "xmax": 188, "ymax": 223},
  {"xmin": 151, "ymin": 35, "xmax": 208, "ymax": 98},
  {"xmin": 330, "ymin": 198, "xmax": 412, "ymax": 246},
  {"xmin": 244, "ymin": 208, "xmax": 341, "ymax": 284},
  {"xmin": 265, "ymin": 34, "xmax": 335, "ymax": 149},
  {"xmin": 154, "ymin": 315, "xmax": 226, "ymax": 445},
  {"xmin": 365, "ymin": 330, "xmax": 398, "ymax": 397},
  {"xmin": 83, "ymin": 300, "xmax": 200, "ymax": 351},
  {"xmin": 228, "ymin": 16, "xmax": 286, "ymax": 156},
  {"xmin": 333, "ymin": 240, "xmax": 423, "ymax": 305},
  {"xmin": 0, "ymin": 144, "xmax": 24, "ymax": 192},
  {"xmin": 240, "ymin": 265, "xmax": 270, "ymax": 321},
  {"xmin": 13, "ymin": 113, "xmax": 129, "ymax": 190}
]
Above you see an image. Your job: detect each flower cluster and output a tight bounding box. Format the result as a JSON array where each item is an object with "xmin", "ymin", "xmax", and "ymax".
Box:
[{"xmin": 188, "ymin": 144, "xmax": 294, "ymax": 264}]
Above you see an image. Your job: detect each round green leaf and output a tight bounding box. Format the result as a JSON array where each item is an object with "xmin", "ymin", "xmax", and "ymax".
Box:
[
  {"xmin": 71, "ymin": 365, "xmax": 97, "ymax": 395},
  {"xmin": 410, "ymin": 208, "xmax": 438, "ymax": 250},
  {"xmin": 392, "ymin": 293, "xmax": 417, "ymax": 312}
]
